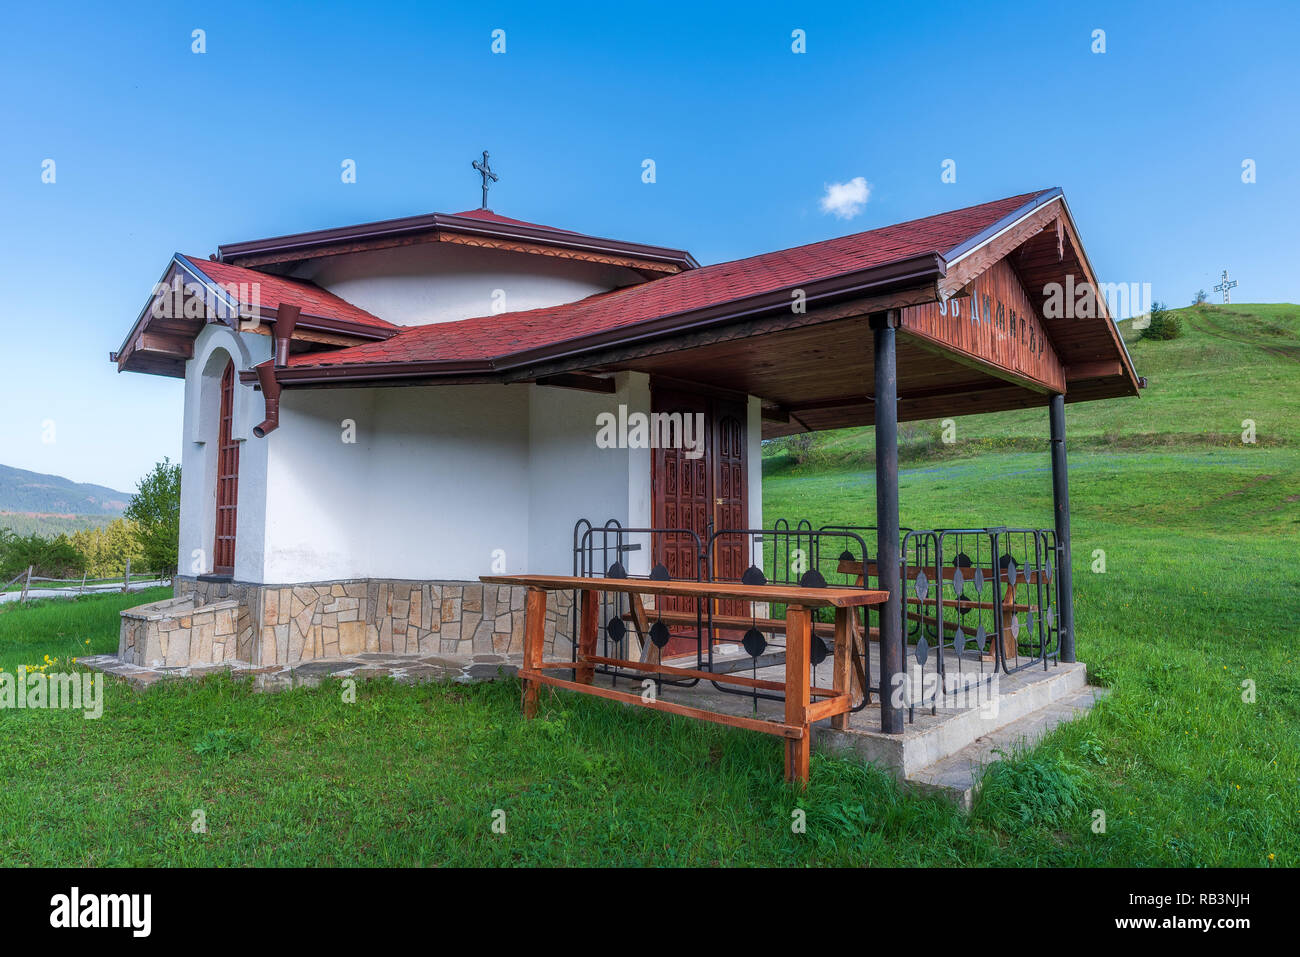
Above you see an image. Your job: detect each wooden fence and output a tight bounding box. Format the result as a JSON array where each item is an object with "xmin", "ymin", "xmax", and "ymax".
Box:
[{"xmin": 2, "ymin": 560, "xmax": 172, "ymax": 603}]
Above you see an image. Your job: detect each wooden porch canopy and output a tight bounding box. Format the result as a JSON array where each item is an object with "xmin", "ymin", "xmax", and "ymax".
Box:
[{"xmin": 216, "ymin": 188, "xmax": 1139, "ymax": 430}]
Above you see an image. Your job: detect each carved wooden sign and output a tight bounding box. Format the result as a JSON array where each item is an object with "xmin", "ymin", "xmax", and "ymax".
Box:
[{"xmin": 900, "ymin": 259, "xmax": 1065, "ymax": 392}]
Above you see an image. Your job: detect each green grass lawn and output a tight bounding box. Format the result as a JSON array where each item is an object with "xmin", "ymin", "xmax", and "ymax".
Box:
[{"xmin": 0, "ymin": 304, "xmax": 1295, "ymax": 867}]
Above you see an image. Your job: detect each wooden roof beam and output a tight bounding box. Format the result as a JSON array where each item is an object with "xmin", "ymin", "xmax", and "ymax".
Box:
[
  {"xmin": 533, "ymin": 373, "xmax": 616, "ymax": 394},
  {"xmin": 1066, "ymin": 360, "xmax": 1123, "ymax": 380},
  {"xmin": 784, "ymin": 380, "xmax": 1031, "ymax": 417},
  {"xmin": 135, "ymin": 332, "xmax": 194, "ymax": 358}
]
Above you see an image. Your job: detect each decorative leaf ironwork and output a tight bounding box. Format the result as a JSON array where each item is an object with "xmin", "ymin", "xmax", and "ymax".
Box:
[
  {"xmin": 799, "ymin": 568, "xmax": 827, "ymax": 589},
  {"xmin": 810, "ymin": 636, "xmax": 830, "ymax": 666}
]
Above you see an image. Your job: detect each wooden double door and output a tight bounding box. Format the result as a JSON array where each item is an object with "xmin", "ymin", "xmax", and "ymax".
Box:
[{"xmin": 650, "ymin": 386, "xmax": 749, "ymax": 656}]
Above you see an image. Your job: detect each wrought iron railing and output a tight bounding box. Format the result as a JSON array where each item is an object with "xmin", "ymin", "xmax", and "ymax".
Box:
[
  {"xmin": 896, "ymin": 527, "xmax": 1061, "ymax": 720},
  {"xmin": 572, "ymin": 518, "xmax": 1064, "ymax": 726}
]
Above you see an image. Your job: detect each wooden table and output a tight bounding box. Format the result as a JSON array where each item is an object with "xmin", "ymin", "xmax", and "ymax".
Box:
[{"xmin": 480, "ymin": 574, "xmax": 888, "ymax": 785}]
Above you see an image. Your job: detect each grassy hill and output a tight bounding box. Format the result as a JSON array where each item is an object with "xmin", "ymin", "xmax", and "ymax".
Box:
[
  {"xmin": 0, "ymin": 464, "xmax": 131, "ymax": 537},
  {"xmin": 765, "ymin": 303, "xmax": 1300, "ymax": 468}
]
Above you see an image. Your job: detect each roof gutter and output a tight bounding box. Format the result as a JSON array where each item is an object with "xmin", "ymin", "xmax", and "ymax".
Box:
[
  {"xmin": 252, "ymin": 303, "xmax": 300, "ymax": 437},
  {"xmin": 251, "ymin": 363, "xmax": 282, "ymax": 438}
]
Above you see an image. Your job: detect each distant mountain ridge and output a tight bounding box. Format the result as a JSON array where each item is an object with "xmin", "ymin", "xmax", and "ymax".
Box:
[{"xmin": 0, "ymin": 464, "xmax": 131, "ymax": 517}]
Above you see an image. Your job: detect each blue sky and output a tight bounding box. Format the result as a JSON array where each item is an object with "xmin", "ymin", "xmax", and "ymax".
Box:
[{"xmin": 1, "ymin": 0, "xmax": 1296, "ymax": 491}]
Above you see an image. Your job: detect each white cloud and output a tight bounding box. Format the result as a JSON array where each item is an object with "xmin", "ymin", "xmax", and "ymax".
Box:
[{"xmin": 819, "ymin": 176, "xmax": 871, "ymax": 220}]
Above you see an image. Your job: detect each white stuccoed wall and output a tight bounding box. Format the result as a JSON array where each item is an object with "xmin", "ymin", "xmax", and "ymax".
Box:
[
  {"xmin": 179, "ymin": 345, "xmax": 762, "ymax": 584},
  {"xmin": 292, "ymin": 243, "xmax": 642, "ymax": 326},
  {"xmin": 261, "ymin": 384, "xmax": 532, "ymax": 582},
  {"xmin": 258, "ymin": 375, "xmax": 661, "ymax": 583},
  {"xmin": 526, "ymin": 372, "xmax": 655, "ymax": 577}
]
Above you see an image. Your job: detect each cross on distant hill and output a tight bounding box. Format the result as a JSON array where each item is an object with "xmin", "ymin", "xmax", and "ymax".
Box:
[{"xmin": 1214, "ymin": 269, "xmax": 1238, "ymax": 304}]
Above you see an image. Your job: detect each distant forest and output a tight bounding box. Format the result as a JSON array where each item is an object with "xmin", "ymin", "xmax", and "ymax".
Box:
[
  {"xmin": 0, "ymin": 512, "xmax": 123, "ymax": 538},
  {"xmin": 1, "ymin": 460, "xmax": 180, "ymax": 584}
]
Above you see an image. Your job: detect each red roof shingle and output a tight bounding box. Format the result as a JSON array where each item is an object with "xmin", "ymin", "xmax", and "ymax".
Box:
[
  {"xmin": 446, "ymin": 208, "xmax": 591, "ymax": 236},
  {"xmin": 182, "ymin": 256, "xmax": 399, "ymax": 333},
  {"xmin": 284, "ymin": 190, "xmax": 1052, "ymax": 371}
]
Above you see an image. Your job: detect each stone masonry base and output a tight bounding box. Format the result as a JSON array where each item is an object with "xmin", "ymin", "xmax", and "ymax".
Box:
[{"xmin": 116, "ymin": 576, "xmax": 574, "ymax": 671}]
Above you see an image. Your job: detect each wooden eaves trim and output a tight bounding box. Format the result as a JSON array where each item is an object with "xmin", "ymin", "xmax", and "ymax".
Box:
[
  {"xmin": 1051, "ymin": 197, "xmax": 1142, "ymax": 393},
  {"xmin": 937, "ymin": 191, "xmax": 1140, "ymax": 398},
  {"xmin": 216, "ymin": 212, "xmax": 699, "ymax": 275},
  {"xmin": 938, "ymin": 190, "xmax": 1064, "ymax": 299}
]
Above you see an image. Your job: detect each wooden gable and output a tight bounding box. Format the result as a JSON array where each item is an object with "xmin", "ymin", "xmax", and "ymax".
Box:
[{"xmin": 901, "ymin": 258, "xmax": 1066, "ymax": 393}]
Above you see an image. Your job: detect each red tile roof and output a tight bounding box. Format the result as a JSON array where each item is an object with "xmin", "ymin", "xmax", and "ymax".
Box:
[
  {"xmin": 181, "ymin": 256, "xmax": 399, "ymax": 333},
  {"xmin": 446, "ymin": 208, "xmax": 590, "ymax": 235},
  {"xmin": 284, "ymin": 190, "xmax": 1054, "ymax": 372}
]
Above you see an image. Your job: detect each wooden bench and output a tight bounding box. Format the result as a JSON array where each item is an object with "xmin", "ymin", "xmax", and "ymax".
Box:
[
  {"xmin": 837, "ymin": 558, "xmax": 1042, "ymax": 660},
  {"xmin": 621, "ymin": 608, "xmax": 841, "ymax": 638},
  {"xmin": 480, "ymin": 574, "xmax": 888, "ymax": 785}
]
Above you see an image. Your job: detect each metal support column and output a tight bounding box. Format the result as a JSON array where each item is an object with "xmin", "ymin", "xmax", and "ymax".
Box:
[
  {"xmin": 1049, "ymin": 393, "xmax": 1076, "ymax": 663},
  {"xmin": 873, "ymin": 313, "xmax": 903, "ymax": 733}
]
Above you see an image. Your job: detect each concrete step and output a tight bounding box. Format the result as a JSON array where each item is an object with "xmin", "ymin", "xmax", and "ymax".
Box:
[
  {"xmin": 814, "ymin": 660, "xmax": 1091, "ymax": 778},
  {"xmin": 905, "ymin": 685, "xmax": 1110, "ymax": 809}
]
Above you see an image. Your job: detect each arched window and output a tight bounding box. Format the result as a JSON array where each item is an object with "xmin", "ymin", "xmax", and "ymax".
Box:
[{"xmin": 213, "ymin": 359, "xmax": 239, "ymax": 576}]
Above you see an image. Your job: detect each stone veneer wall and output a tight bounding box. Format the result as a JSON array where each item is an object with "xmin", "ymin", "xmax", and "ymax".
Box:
[
  {"xmin": 119, "ymin": 595, "xmax": 243, "ymax": 668},
  {"xmin": 168, "ymin": 577, "xmax": 575, "ymax": 668}
]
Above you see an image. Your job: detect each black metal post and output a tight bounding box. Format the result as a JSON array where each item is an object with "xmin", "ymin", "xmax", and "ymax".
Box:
[
  {"xmin": 873, "ymin": 315, "xmax": 903, "ymax": 733},
  {"xmin": 1049, "ymin": 394, "xmax": 1076, "ymax": 663}
]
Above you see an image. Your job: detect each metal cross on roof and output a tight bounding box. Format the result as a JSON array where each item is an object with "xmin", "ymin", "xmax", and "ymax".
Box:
[
  {"xmin": 1213, "ymin": 268, "xmax": 1238, "ymax": 304},
  {"xmin": 472, "ymin": 151, "xmax": 498, "ymax": 209}
]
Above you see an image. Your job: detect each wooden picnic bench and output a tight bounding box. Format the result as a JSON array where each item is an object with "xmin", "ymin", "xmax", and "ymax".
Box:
[{"xmin": 480, "ymin": 574, "xmax": 888, "ymax": 785}]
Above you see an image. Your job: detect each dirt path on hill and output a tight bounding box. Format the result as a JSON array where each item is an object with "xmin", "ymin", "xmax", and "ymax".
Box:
[{"xmin": 1190, "ymin": 309, "xmax": 1300, "ymax": 365}]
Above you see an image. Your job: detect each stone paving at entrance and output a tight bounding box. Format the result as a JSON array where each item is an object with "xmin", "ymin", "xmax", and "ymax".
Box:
[{"xmin": 79, "ymin": 651, "xmax": 524, "ymax": 691}]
